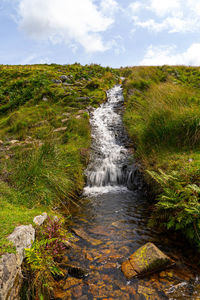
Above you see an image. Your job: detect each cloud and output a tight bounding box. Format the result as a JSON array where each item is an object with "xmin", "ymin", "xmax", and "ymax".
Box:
[
  {"xmin": 100, "ymin": 0, "xmax": 119, "ymax": 16},
  {"xmin": 17, "ymin": 0, "xmax": 119, "ymax": 53},
  {"xmin": 129, "ymin": 0, "xmax": 200, "ymax": 33},
  {"xmin": 140, "ymin": 44, "xmax": 200, "ymax": 66}
]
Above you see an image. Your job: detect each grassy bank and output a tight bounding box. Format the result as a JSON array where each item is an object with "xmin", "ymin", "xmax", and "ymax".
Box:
[
  {"xmin": 0, "ymin": 63, "xmax": 119, "ymax": 255},
  {"xmin": 122, "ymin": 66, "xmax": 200, "ymax": 248}
]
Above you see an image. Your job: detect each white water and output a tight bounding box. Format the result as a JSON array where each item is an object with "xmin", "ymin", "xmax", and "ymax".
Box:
[{"xmin": 84, "ymin": 85, "xmax": 131, "ymax": 196}]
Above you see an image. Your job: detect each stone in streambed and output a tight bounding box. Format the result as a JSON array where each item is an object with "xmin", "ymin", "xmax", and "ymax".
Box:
[
  {"xmin": 72, "ymin": 227, "xmax": 102, "ymax": 246},
  {"xmin": 122, "ymin": 242, "xmax": 174, "ymax": 279}
]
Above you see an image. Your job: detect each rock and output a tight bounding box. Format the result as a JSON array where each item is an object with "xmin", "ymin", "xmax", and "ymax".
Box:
[
  {"xmin": 0, "ymin": 140, "xmax": 3, "ymax": 145},
  {"xmin": 53, "ymin": 127, "xmax": 67, "ymax": 133},
  {"xmin": 121, "ymin": 242, "xmax": 174, "ymax": 279},
  {"xmin": 61, "ymin": 118, "xmax": 69, "ymax": 123},
  {"xmin": 42, "ymin": 96, "xmax": 48, "ymax": 101},
  {"xmin": 52, "ymin": 79, "xmax": 62, "ymax": 84},
  {"xmin": 87, "ymin": 106, "xmax": 94, "ymax": 113},
  {"xmin": 67, "ymin": 264, "xmax": 89, "ymax": 279},
  {"xmin": 72, "ymin": 228, "xmax": 102, "ymax": 246},
  {"xmin": 0, "ymin": 253, "xmax": 22, "ymax": 300},
  {"xmin": 0, "ymin": 225, "xmax": 35, "ymax": 300},
  {"xmin": 62, "ymin": 112, "xmax": 70, "ymax": 117},
  {"xmin": 60, "ymin": 75, "xmax": 70, "ymax": 82},
  {"xmin": 63, "ymin": 82, "xmax": 74, "ymax": 86},
  {"xmin": 9, "ymin": 140, "xmax": 19, "ymax": 145},
  {"xmin": 8, "ymin": 225, "xmax": 35, "ymax": 264},
  {"xmin": 63, "ymin": 277, "xmax": 82, "ymax": 289},
  {"xmin": 33, "ymin": 212, "xmax": 48, "ymax": 226},
  {"xmin": 34, "ymin": 120, "xmax": 49, "ymax": 127}
]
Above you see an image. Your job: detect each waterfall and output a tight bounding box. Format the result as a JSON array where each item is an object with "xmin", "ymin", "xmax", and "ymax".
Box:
[{"xmin": 84, "ymin": 85, "xmax": 134, "ymax": 196}]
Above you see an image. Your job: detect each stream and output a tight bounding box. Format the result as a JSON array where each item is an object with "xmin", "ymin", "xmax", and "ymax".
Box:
[{"xmin": 54, "ymin": 86, "xmax": 200, "ymax": 300}]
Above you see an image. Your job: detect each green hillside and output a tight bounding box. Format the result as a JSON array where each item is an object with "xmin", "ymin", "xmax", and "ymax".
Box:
[
  {"xmin": 0, "ymin": 63, "xmax": 119, "ymax": 254},
  {"xmin": 0, "ymin": 63, "xmax": 200, "ymax": 254},
  {"xmin": 122, "ymin": 65, "xmax": 200, "ymax": 247}
]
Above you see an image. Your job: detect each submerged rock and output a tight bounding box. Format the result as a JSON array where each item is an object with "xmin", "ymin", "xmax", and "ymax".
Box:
[
  {"xmin": 72, "ymin": 227, "xmax": 102, "ymax": 246},
  {"xmin": 122, "ymin": 242, "xmax": 174, "ymax": 279}
]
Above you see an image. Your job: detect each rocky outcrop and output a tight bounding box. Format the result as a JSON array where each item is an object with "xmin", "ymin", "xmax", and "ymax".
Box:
[
  {"xmin": 0, "ymin": 225, "xmax": 35, "ymax": 300},
  {"xmin": 122, "ymin": 242, "xmax": 174, "ymax": 279},
  {"xmin": 0, "ymin": 214, "xmax": 47, "ymax": 300}
]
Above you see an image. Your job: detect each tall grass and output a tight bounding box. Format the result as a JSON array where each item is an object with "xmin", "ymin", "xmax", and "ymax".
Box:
[
  {"xmin": 124, "ymin": 81, "xmax": 200, "ymax": 154},
  {"xmin": 122, "ymin": 66, "xmax": 200, "ymax": 247}
]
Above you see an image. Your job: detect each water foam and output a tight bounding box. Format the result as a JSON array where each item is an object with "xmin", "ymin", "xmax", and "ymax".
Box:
[{"xmin": 84, "ymin": 85, "xmax": 131, "ymax": 196}]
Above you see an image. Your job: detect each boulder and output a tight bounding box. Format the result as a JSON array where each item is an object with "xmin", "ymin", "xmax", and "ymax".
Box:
[
  {"xmin": 52, "ymin": 79, "xmax": 62, "ymax": 84},
  {"xmin": 121, "ymin": 243, "xmax": 174, "ymax": 279},
  {"xmin": 33, "ymin": 212, "xmax": 48, "ymax": 226},
  {"xmin": 0, "ymin": 253, "xmax": 22, "ymax": 300},
  {"xmin": 8, "ymin": 225, "xmax": 35, "ymax": 264},
  {"xmin": 60, "ymin": 75, "xmax": 70, "ymax": 82},
  {"xmin": 0, "ymin": 225, "xmax": 35, "ymax": 300}
]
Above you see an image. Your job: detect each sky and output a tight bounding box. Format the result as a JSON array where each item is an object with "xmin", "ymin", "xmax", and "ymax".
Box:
[{"xmin": 1, "ymin": 0, "xmax": 200, "ymax": 67}]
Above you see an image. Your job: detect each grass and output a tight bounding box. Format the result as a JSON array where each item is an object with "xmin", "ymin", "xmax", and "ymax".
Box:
[
  {"xmin": 121, "ymin": 65, "xmax": 200, "ymax": 248},
  {"xmin": 0, "ymin": 63, "xmax": 120, "ymax": 254}
]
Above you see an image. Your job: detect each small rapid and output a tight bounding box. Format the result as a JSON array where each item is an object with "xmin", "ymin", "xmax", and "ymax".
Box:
[{"xmin": 84, "ymin": 85, "xmax": 134, "ymax": 196}]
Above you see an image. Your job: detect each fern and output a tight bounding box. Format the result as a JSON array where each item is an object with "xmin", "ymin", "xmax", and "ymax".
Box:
[{"xmin": 147, "ymin": 169, "xmax": 200, "ymax": 247}]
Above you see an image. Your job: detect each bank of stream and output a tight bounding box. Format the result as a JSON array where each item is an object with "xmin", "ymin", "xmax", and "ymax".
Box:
[{"xmin": 54, "ymin": 86, "xmax": 200, "ymax": 299}]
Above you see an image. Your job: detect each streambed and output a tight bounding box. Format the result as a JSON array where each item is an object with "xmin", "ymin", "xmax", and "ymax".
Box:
[{"xmin": 54, "ymin": 86, "xmax": 200, "ymax": 299}]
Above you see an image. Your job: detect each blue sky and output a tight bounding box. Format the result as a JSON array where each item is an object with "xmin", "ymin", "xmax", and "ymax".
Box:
[{"xmin": 1, "ymin": 0, "xmax": 200, "ymax": 67}]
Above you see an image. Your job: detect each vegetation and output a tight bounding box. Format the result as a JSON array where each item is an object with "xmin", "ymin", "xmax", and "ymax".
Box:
[
  {"xmin": 122, "ymin": 66, "xmax": 200, "ymax": 248},
  {"xmin": 0, "ymin": 63, "xmax": 119, "ymax": 254},
  {"xmin": 24, "ymin": 216, "xmax": 70, "ymax": 299},
  {"xmin": 1, "ymin": 63, "xmax": 200, "ymax": 255}
]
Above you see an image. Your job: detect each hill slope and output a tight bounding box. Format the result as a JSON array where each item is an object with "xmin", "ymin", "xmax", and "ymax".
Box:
[{"xmin": 0, "ymin": 63, "xmax": 119, "ymax": 254}]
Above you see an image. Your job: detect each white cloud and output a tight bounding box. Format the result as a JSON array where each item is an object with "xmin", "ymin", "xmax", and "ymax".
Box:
[
  {"xmin": 129, "ymin": 0, "xmax": 200, "ymax": 33},
  {"xmin": 148, "ymin": 0, "xmax": 181, "ymax": 17},
  {"xmin": 140, "ymin": 44, "xmax": 200, "ymax": 66},
  {"xmin": 17, "ymin": 0, "xmax": 118, "ymax": 53},
  {"xmin": 100, "ymin": 0, "xmax": 119, "ymax": 16}
]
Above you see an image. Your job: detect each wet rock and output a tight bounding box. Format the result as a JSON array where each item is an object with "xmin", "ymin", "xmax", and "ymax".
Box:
[
  {"xmin": 53, "ymin": 127, "xmax": 67, "ymax": 133},
  {"xmin": 122, "ymin": 242, "xmax": 174, "ymax": 279},
  {"xmin": 72, "ymin": 284, "xmax": 83, "ymax": 298},
  {"xmin": 72, "ymin": 228, "xmax": 102, "ymax": 246},
  {"xmin": 138, "ymin": 285, "xmax": 158, "ymax": 299},
  {"xmin": 33, "ymin": 212, "xmax": 47, "ymax": 226},
  {"xmin": 67, "ymin": 264, "xmax": 89, "ymax": 279},
  {"xmin": 63, "ymin": 277, "xmax": 82, "ymax": 289}
]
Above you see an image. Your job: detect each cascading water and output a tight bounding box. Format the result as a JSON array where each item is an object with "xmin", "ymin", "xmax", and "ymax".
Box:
[
  {"xmin": 54, "ymin": 85, "xmax": 200, "ymax": 299},
  {"xmin": 84, "ymin": 85, "xmax": 134, "ymax": 195}
]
